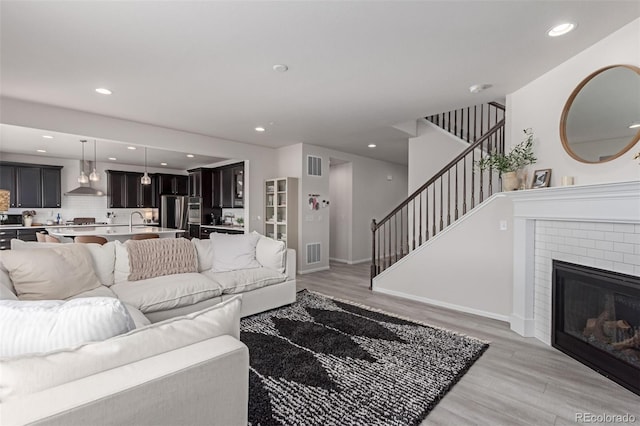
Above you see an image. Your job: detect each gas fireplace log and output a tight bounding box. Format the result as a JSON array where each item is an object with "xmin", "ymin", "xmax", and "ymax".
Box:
[
  {"xmin": 603, "ymin": 320, "xmax": 632, "ymax": 338},
  {"xmin": 612, "ymin": 331, "xmax": 640, "ymax": 351},
  {"xmin": 582, "ymin": 311, "xmax": 611, "ymax": 343}
]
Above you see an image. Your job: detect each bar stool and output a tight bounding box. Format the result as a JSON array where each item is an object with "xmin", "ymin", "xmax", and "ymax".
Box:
[
  {"xmin": 75, "ymin": 235, "xmax": 108, "ymax": 245},
  {"xmin": 131, "ymin": 233, "xmax": 159, "ymax": 240}
]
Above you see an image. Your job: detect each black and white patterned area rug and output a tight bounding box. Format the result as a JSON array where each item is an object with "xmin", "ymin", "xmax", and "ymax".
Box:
[{"xmin": 240, "ymin": 290, "xmax": 489, "ymax": 426}]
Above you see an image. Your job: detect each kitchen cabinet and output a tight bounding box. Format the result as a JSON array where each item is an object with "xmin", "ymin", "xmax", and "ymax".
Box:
[
  {"xmin": 188, "ymin": 224, "xmax": 200, "ymax": 239},
  {"xmin": 0, "ymin": 165, "xmax": 17, "ymax": 208},
  {"xmin": 158, "ymin": 174, "xmax": 188, "ymax": 195},
  {"xmin": 0, "ymin": 227, "xmax": 45, "ymax": 250},
  {"xmin": 107, "ymin": 171, "xmax": 157, "ymax": 208},
  {"xmin": 41, "ymin": 167, "xmax": 62, "ymax": 208},
  {"xmin": 188, "ymin": 171, "xmax": 202, "ymax": 197},
  {"xmin": 215, "ymin": 162, "xmax": 244, "ymax": 208},
  {"xmin": 0, "ymin": 163, "xmax": 62, "ymax": 208},
  {"xmin": 200, "ymin": 226, "xmax": 243, "ymax": 239}
]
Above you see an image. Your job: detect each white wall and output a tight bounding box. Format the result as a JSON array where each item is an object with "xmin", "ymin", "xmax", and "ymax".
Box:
[
  {"xmin": 329, "ymin": 162, "xmax": 352, "ymax": 262},
  {"xmin": 373, "ymin": 195, "xmax": 514, "ymax": 321},
  {"xmin": 507, "ymin": 18, "xmax": 640, "ymax": 187},
  {"xmin": 277, "ymin": 143, "xmax": 408, "ymax": 272},
  {"xmin": 0, "ymin": 98, "xmax": 278, "ymax": 233}
]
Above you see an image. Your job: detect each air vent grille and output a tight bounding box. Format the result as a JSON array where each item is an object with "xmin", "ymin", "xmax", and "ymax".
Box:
[
  {"xmin": 307, "ymin": 155, "xmax": 322, "ymax": 176},
  {"xmin": 306, "ymin": 243, "xmax": 321, "ymax": 264}
]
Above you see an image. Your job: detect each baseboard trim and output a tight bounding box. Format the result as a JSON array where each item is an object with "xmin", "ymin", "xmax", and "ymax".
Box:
[
  {"xmin": 298, "ymin": 266, "xmax": 331, "ymax": 275},
  {"xmin": 373, "ymin": 287, "xmax": 510, "ymax": 323},
  {"xmin": 329, "ymin": 257, "xmax": 370, "ymax": 265},
  {"xmin": 509, "ymin": 314, "xmax": 536, "ymax": 338}
]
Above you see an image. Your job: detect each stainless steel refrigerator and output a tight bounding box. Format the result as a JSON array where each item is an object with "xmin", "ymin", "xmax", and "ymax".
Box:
[{"xmin": 160, "ymin": 195, "xmax": 188, "ymax": 230}]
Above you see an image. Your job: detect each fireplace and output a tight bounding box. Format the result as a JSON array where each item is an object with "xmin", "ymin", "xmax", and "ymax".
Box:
[{"xmin": 552, "ymin": 260, "xmax": 640, "ymax": 395}]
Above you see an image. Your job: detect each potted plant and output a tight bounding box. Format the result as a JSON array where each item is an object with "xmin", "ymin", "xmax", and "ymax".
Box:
[{"xmin": 476, "ymin": 128, "xmax": 537, "ymax": 191}]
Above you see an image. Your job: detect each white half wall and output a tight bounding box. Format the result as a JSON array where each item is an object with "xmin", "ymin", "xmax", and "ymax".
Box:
[
  {"xmin": 373, "ymin": 195, "xmax": 513, "ymax": 321},
  {"xmin": 507, "ymin": 18, "xmax": 640, "ymax": 187}
]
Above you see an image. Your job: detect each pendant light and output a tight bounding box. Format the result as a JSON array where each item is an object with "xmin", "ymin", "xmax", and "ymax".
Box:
[
  {"xmin": 141, "ymin": 147, "xmax": 151, "ymax": 185},
  {"xmin": 89, "ymin": 139, "xmax": 100, "ymax": 182},
  {"xmin": 78, "ymin": 140, "xmax": 89, "ymax": 184}
]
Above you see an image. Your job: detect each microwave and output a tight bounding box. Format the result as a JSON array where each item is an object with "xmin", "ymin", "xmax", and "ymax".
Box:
[{"xmin": 187, "ymin": 197, "xmax": 201, "ymax": 224}]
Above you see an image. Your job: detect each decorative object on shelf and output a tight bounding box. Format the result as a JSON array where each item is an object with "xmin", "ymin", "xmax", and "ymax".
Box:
[
  {"xmin": 561, "ymin": 176, "xmax": 575, "ymax": 186},
  {"xmin": 532, "ymin": 169, "xmax": 552, "ymax": 188},
  {"xmin": 22, "ymin": 210, "xmax": 36, "ymax": 227},
  {"xmin": 236, "ymin": 217, "xmax": 244, "ymax": 226},
  {"xmin": 78, "ymin": 140, "xmax": 89, "ymax": 184},
  {"xmin": 141, "ymin": 147, "xmax": 151, "ymax": 185},
  {"xmin": 89, "ymin": 140, "xmax": 100, "ymax": 182},
  {"xmin": 476, "ymin": 128, "xmax": 537, "ymax": 191},
  {"xmin": 0, "ymin": 190, "xmax": 9, "ymax": 223}
]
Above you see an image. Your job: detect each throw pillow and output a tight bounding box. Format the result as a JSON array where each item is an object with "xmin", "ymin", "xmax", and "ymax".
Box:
[
  {"xmin": 10, "ymin": 240, "xmax": 116, "ymax": 286},
  {"xmin": 253, "ymin": 231, "xmax": 287, "ymax": 273},
  {"xmin": 0, "ymin": 296, "xmax": 241, "ymax": 402},
  {"xmin": 125, "ymin": 238, "xmax": 197, "ymax": 281},
  {"xmin": 210, "ymin": 232, "xmax": 261, "ymax": 272},
  {"xmin": 0, "ymin": 244, "xmax": 101, "ymax": 300},
  {"xmin": 0, "ymin": 297, "xmax": 134, "ymax": 357},
  {"xmin": 192, "ymin": 238, "xmax": 214, "ymax": 272}
]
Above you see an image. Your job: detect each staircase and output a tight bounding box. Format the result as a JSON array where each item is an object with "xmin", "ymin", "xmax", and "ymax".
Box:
[{"xmin": 370, "ymin": 102, "xmax": 505, "ymax": 286}]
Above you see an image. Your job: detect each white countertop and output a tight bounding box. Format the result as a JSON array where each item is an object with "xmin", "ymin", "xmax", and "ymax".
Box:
[
  {"xmin": 46, "ymin": 225, "xmax": 185, "ymax": 238},
  {"xmin": 0, "ymin": 223, "xmax": 159, "ymax": 230}
]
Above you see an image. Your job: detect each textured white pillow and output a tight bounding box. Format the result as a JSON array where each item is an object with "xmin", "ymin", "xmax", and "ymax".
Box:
[
  {"xmin": 1, "ymin": 245, "xmax": 101, "ymax": 300},
  {"xmin": 113, "ymin": 240, "xmax": 130, "ymax": 283},
  {"xmin": 253, "ymin": 232, "xmax": 287, "ymax": 273},
  {"xmin": 10, "ymin": 240, "xmax": 116, "ymax": 287},
  {"xmin": 0, "ymin": 296, "xmax": 241, "ymax": 402},
  {"xmin": 0, "ymin": 297, "xmax": 134, "ymax": 357},
  {"xmin": 210, "ymin": 233, "xmax": 261, "ymax": 272}
]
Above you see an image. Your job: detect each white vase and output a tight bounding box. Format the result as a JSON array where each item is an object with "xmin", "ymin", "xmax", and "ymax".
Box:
[
  {"xmin": 502, "ymin": 171, "xmax": 520, "ymax": 192},
  {"xmin": 23, "ymin": 216, "xmax": 33, "ymax": 227}
]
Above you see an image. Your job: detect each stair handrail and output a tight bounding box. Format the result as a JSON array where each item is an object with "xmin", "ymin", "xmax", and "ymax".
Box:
[{"xmin": 371, "ymin": 118, "xmax": 505, "ymax": 285}]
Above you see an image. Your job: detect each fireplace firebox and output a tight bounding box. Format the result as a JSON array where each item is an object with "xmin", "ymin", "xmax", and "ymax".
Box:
[{"xmin": 552, "ymin": 260, "xmax": 640, "ymax": 395}]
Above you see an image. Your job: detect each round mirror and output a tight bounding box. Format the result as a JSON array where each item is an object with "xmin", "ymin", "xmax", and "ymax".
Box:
[{"xmin": 560, "ymin": 64, "xmax": 640, "ymax": 163}]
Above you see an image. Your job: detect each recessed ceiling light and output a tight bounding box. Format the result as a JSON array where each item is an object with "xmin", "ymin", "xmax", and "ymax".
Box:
[
  {"xmin": 108, "ymin": 157, "xmax": 117, "ymax": 161},
  {"xmin": 469, "ymin": 83, "xmax": 492, "ymax": 94},
  {"xmin": 186, "ymin": 154, "xmax": 195, "ymax": 158},
  {"xmin": 160, "ymin": 162, "xmax": 168, "ymax": 166},
  {"xmin": 368, "ymin": 144, "xmax": 377, "ymax": 148},
  {"xmin": 629, "ymin": 121, "xmax": 640, "ymax": 129},
  {"xmin": 36, "ymin": 149, "xmax": 47, "ymax": 153},
  {"xmin": 95, "ymin": 88, "xmax": 112, "ymax": 95},
  {"xmin": 547, "ymin": 22, "xmax": 576, "ymax": 37},
  {"xmin": 42, "ymin": 135, "xmax": 53, "ymax": 139},
  {"xmin": 127, "ymin": 146, "xmax": 136, "ymax": 150},
  {"xmin": 255, "ymin": 127, "xmax": 266, "ymax": 132},
  {"xmin": 272, "ymin": 64, "xmax": 289, "ymax": 73}
]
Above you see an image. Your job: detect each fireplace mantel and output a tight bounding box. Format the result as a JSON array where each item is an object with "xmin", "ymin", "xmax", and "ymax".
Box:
[{"xmin": 509, "ymin": 180, "xmax": 640, "ymax": 339}]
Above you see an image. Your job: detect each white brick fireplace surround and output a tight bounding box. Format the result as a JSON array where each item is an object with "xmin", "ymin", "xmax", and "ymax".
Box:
[{"xmin": 509, "ymin": 181, "xmax": 640, "ymax": 344}]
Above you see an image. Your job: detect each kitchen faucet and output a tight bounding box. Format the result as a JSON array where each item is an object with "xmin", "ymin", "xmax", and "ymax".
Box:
[{"xmin": 129, "ymin": 211, "xmax": 144, "ymax": 230}]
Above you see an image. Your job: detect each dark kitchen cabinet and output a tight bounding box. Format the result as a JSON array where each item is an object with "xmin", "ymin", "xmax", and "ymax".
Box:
[
  {"xmin": 16, "ymin": 167, "xmax": 41, "ymax": 208},
  {"xmin": 41, "ymin": 167, "xmax": 62, "ymax": 208},
  {"xmin": 215, "ymin": 163, "xmax": 244, "ymax": 208},
  {"xmin": 211, "ymin": 169, "xmax": 221, "ymax": 208},
  {"xmin": 0, "ymin": 165, "xmax": 17, "ymax": 208},
  {"xmin": 188, "ymin": 224, "xmax": 200, "ymax": 239},
  {"xmin": 0, "ymin": 163, "xmax": 62, "ymax": 208},
  {"xmin": 188, "ymin": 171, "xmax": 202, "ymax": 197},
  {"xmin": 107, "ymin": 171, "xmax": 157, "ymax": 208},
  {"xmin": 158, "ymin": 174, "xmax": 188, "ymax": 195}
]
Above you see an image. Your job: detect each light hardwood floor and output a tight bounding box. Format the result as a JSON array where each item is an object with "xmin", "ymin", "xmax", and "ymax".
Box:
[{"xmin": 296, "ymin": 262, "xmax": 640, "ymax": 426}]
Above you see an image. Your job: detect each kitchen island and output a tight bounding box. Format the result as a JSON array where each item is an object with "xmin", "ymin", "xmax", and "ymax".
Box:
[{"xmin": 46, "ymin": 225, "xmax": 185, "ymax": 242}]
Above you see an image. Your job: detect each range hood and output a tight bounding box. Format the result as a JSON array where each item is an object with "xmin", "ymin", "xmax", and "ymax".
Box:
[{"xmin": 64, "ymin": 161, "xmax": 105, "ymax": 197}]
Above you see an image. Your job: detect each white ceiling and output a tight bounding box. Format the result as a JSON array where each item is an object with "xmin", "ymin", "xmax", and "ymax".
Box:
[{"xmin": 1, "ymin": 1, "xmax": 638, "ymax": 166}]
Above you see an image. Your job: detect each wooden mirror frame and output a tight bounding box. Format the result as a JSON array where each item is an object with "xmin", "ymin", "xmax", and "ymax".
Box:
[{"xmin": 560, "ymin": 64, "xmax": 640, "ymax": 164}]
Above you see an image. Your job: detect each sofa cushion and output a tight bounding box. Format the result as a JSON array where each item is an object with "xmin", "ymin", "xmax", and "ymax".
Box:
[
  {"xmin": 111, "ymin": 273, "xmax": 223, "ymax": 313},
  {"xmin": 0, "ymin": 296, "xmax": 241, "ymax": 402},
  {"xmin": 64, "ymin": 286, "xmax": 150, "ymax": 329},
  {"xmin": 202, "ymin": 267, "xmax": 288, "ymax": 294},
  {"xmin": 10, "ymin": 240, "xmax": 116, "ymax": 286},
  {"xmin": 0, "ymin": 245, "xmax": 101, "ymax": 300},
  {"xmin": 0, "ymin": 297, "xmax": 134, "ymax": 357},
  {"xmin": 192, "ymin": 238, "xmax": 213, "ymax": 272},
  {"xmin": 210, "ymin": 232, "xmax": 261, "ymax": 272},
  {"xmin": 254, "ymin": 232, "xmax": 287, "ymax": 273}
]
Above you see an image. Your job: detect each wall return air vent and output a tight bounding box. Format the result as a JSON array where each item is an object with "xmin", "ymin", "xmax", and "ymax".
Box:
[
  {"xmin": 307, "ymin": 155, "xmax": 322, "ymax": 176},
  {"xmin": 306, "ymin": 243, "xmax": 321, "ymax": 264}
]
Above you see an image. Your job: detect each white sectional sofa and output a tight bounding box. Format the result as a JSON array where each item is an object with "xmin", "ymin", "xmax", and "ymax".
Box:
[{"xmin": 0, "ymin": 233, "xmax": 297, "ymax": 425}]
